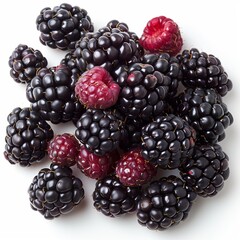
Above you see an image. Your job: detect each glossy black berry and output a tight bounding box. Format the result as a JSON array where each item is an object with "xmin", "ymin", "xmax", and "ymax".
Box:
[{"xmin": 4, "ymin": 107, "xmax": 53, "ymax": 166}]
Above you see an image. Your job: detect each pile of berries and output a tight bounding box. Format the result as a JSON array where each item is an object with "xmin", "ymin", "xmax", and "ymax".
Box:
[{"xmin": 4, "ymin": 3, "xmax": 233, "ymax": 231}]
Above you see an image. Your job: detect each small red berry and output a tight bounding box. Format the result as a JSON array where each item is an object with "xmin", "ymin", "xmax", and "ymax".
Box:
[
  {"xmin": 139, "ymin": 16, "xmax": 183, "ymax": 56},
  {"xmin": 48, "ymin": 133, "xmax": 80, "ymax": 167},
  {"xmin": 116, "ymin": 148, "xmax": 157, "ymax": 187},
  {"xmin": 76, "ymin": 145, "xmax": 118, "ymax": 179},
  {"xmin": 75, "ymin": 66, "xmax": 120, "ymax": 109}
]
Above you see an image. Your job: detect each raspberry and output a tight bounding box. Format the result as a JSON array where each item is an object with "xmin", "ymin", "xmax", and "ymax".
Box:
[
  {"xmin": 48, "ymin": 133, "xmax": 80, "ymax": 167},
  {"xmin": 76, "ymin": 145, "xmax": 118, "ymax": 179},
  {"xmin": 116, "ymin": 148, "xmax": 157, "ymax": 186},
  {"xmin": 75, "ymin": 66, "xmax": 120, "ymax": 109},
  {"xmin": 139, "ymin": 16, "xmax": 183, "ymax": 56}
]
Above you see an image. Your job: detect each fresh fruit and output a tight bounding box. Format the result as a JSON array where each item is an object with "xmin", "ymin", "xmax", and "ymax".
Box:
[
  {"xmin": 75, "ymin": 66, "xmax": 120, "ymax": 109},
  {"xmin": 139, "ymin": 16, "xmax": 183, "ymax": 56},
  {"xmin": 9, "ymin": 44, "xmax": 47, "ymax": 84},
  {"xmin": 116, "ymin": 148, "xmax": 157, "ymax": 186},
  {"xmin": 76, "ymin": 145, "xmax": 117, "ymax": 179},
  {"xmin": 4, "ymin": 107, "xmax": 53, "ymax": 166},
  {"xmin": 179, "ymin": 144, "xmax": 229, "ymax": 197},
  {"xmin": 36, "ymin": 3, "xmax": 94, "ymax": 50},
  {"xmin": 28, "ymin": 164, "xmax": 84, "ymax": 219},
  {"xmin": 173, "ymin": 88, "xmax": 233, "ymax": 144},
  {"xmin": 141, "ymin": 114, "xmax": 196, "ymax": 169},
  {"xmin": 137, "ymin": 175, "xmax": 197, "ymax": 230},
  {"xmin": 75, "ymin": 108, "xmax": 126, "ymax": 156},
  {"xmin": 93, "ymin": 175, "xmax": 141, "ymax": 217},
  {"xmin": 26, "ymin": 64, "xmax": 84, "ymax": 124},
  {"xmin": 48, "ymin": 133, "xmax": 80, "ymax": 167},
  {"xmin": 177, "ymin": 48, "xmax": 233, "ymax": 96}
]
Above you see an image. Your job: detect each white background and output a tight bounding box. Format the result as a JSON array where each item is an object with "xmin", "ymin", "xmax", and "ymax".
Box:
[{"xmin": 0, "ymin": 0, "xmax": 239, "ymax": 239}]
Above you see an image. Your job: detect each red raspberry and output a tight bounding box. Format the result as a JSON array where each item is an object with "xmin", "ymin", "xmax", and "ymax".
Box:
[
  {"xmin": 139, "ymin": 16, "xmax": 183, "ymax": 56},
  {"xmin": 116, "ymin": 148, "xmax": 157, "ymax": 186},
  {"xmin": 75, "ymin": 66, "xmax": 120, "ymax": 109},
  {"xmin": 76, "ymin": 145, "xmax": 118, "ymax": 179},
  {"xmin": 48, "ymin": 133, "xmax": 80, "ymax": 166}
]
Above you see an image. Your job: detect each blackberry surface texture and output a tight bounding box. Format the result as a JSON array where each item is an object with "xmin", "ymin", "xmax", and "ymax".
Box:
[
  {"xmin": 137, "ymin": 175, "xmax": 197, "ymax": 230},
  {"xmin": 4, "ymin": 107, "xmax": 53, "ymax": 167},
  {"xmin": 93, "ymin": 175, "xmax": 141, "ymax": 217},
  {"xmin": 141, "ymin": 114, "xmax": 196, "ymax": 169},
  {"xmin": 28, "ymin": 164, "xmax": 84, "ymax": 219},
  {"xmin": 116, "ymin": 63, "xmax": 171, "ymax": 121},
  {"xmin": 75, "ymin": 109, "xmax": 126, "ymax": 156},
  {"xmin": 36, "ymin": 3, "xmax": 94, "ymax": 50},
  {"xmin": 26, "ymin": 64, "xmax": 84, "ymax": 124},
  {"xmin": 173, "ymin": 88, "xmax": 233, "ymax": 144},
  {"xmin": 177, "ymin": 48, "xmax": 232, "ymax": 96},
  {"xmin": 179, "ymin": 144, "xmax": 229, "ymax": 197},
  {"xmin": 9, "ymin": 44, "xmax": 47, "ymax": 84},
  {"xmin": 74, "ymin": 20, "xmax": 143, "ymax": 77}
]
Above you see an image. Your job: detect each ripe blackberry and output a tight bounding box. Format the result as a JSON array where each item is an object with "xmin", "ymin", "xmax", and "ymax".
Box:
[
  {"xmin": 116, "ymin": 63, "xmax": 171, "ymax": 121},
  {"xmin": 93, "ymin": 175, "xmax": 141, "ymax": 217},
  {"xmin": 142, "ymin": 53, "xmax": 182, "ymax": 98},
  {"xmin": 141, "ymin": 114, "xmax": 196, "ymax": 169},
  {"xmin": 179, "ymin": 144, "xmax": 229, "ymax": 197},
  {"xmin": 26, "ymin": 64, "xmax": 84, "ymax": 124},
  {"xmin": 75, "ymin": 66, "xmax": 120, "ymax": 109},
  {"xmin": 75, "ymin": 109, "xmax": 126, "ymax": 156},
  {"xmin": 116, "ymin": 148, "xmax": 157, "ymax": 186},
  {"xmin": 173, "ymin": 88, "xmax": 233, "ymax": 144},
  {"xmin": 74, "ymin": 20, "xmax": 143, "ymax": 77},
  {"xmin": 28, "ymin": 164, "xmax": 84, "ymax": 219},
  {"xmin": 4, "ymin": 107, "xmax": 53, "ymax": 167},
  {"xmin": 177, "ymin": 48, "xmax": 233, "ymax": 96},
  {"xmin": 48, "ymin": 133, "xmax": 80, "ymax": 167},
  {"xmin": 9, "ymin": 44, "xmax": 47, "ymax": 84},
  {"xmin": 137, "ymin": 175, "xmax": 197, "ymax": 230},
  {"xmin": 139, "ymin": 16, "xmax": 183, "ymax": 56},
  {"xmin": 36, "ymin": 3, "xmax": 94, "ymax": 50},
  {"xmin": 76, "ymin": 145, "xmax": 118, "ymax": 179}
]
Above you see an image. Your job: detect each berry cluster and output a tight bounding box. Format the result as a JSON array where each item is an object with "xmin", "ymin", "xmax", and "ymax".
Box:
[{"xmin": 4, "ymin": 2, "xmax": 233, "ymax": 231}]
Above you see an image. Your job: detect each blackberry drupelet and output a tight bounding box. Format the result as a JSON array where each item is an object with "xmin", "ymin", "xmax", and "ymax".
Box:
[
  {"xmin": 4, "ymin": 107, "xmax": 53, "ymax": 166},
  {"xmin": 26, "ymin": 64, "xmax": 84, "ymax": 124},
  {"xmin": 116, "ymin": 63, "xmax": 171, "ymax": 121},
  {"xmin": 36, "ymin": 3, "xmax": 94, "ymax": 50},
  {"xmin": 141, "ymin": 114, "xmax": 196, "ymax": 169},
  {"xmin": 74, "ymin": 20, "xmax": 143, "ymax": 77},
  {"xmin": 137, "ymin": 175, "xmax": 197, "ymax": 230},
  {"xmin": 93, "ymin": 175, "xmax": 141, "ymax": 217},
  {"xmin": 177, "ymin": 48, "xmax": 232, "ymax": 96},
  {"xmin": 9, "ymin": 44, "xmax": 47, "ymax": 84},
  {"xmin": 142, "ymin": 53, "xmax": 182, "ymax": 98},
  {"xmin": 179, "ymin": 144, "xmax": 229, "ymax": 197},
  {"xmin": 28, "ymin": 164, "xmax": 84, "ymax": 219},
  {"xmin": 75, "ymin": 109, "xmax": 126, "ymax": 156},
  {"xmin": 173, "ymin": 88, "xmax": 233, "ymax": 144}
]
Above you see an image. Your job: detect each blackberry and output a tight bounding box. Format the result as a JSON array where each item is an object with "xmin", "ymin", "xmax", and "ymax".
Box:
[
  {"xmin": 26, "ymin": 64, "xmax": 84, "ymax": 124},
  {"xmin": 4, "ymin": 107, "xmax": 53, "ymax": 167},
  {"xmin": 179, "ymin": 144, "xmax": 229, "ymax": 197},
  {"xmin": 177, "ymin": 48, "xmax": 232, "ymax": 96},
  {"xmin": 36, "ymin": 3, "xmax": 94, "ymax": 50},
  {"xmin": 93, "ymin": 175, "xmax": 141, "ymax": 217},
  {"xmin": 28, "ymin": 164, "xmax": 84, "ymax": 219},
  {"xmin": 137, "ymin": 175, "xmax": 197, "ymax": 230},
  {"xmin": 75, "ymin": 109, "xmax": 126, "ymax": 156},
  {"xmin": 173, "ymin": 88, "xmax": 233, "ymax": 144},
  {"xmin": 74, "ymin": 20, "xmax": 143, "ymax": 77},
  {"xmin": 142, "ymin": 53, "xmax": 182, "ymax": 98},
  {"xmin": 116, "ymin": 63, "xmax": 171, "ymax": 121},
  {"xmin": 141, "ymin": 114, "xmax": 196, "ymax": 169},
  {"xmin": 9, "ymin": 44, "xmax": 47, "ymax": 84}
]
